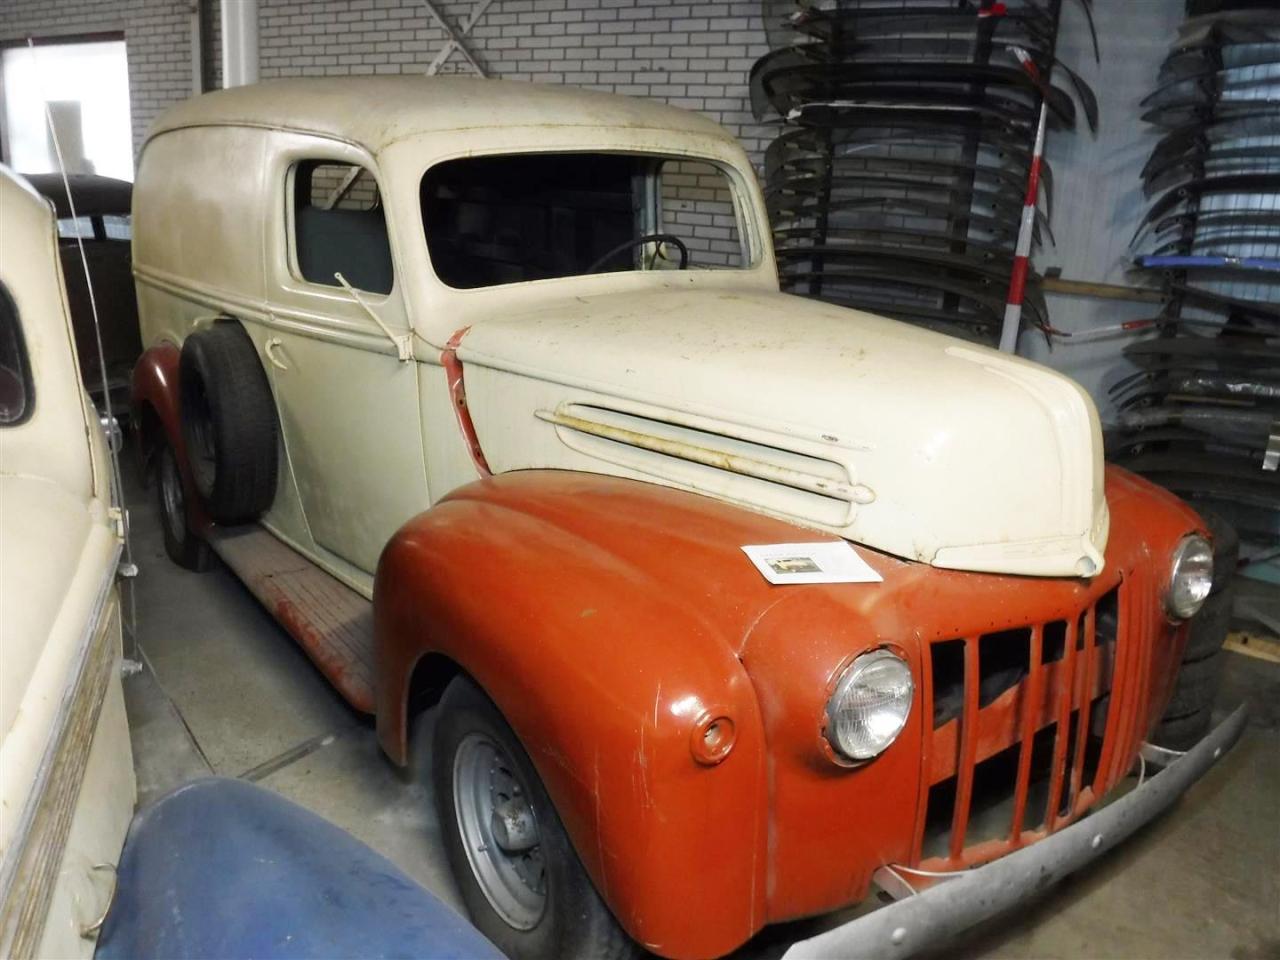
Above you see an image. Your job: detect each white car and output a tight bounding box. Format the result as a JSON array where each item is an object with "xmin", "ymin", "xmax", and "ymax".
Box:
[{"xmin": 0, "ymin": 165, "xmax": 135, "ymax": 959}]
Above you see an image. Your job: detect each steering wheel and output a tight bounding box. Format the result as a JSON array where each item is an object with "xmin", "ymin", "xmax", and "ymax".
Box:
[{"xmin": 586, "ymin": 233, "xmax": 689, "ymax": 273}]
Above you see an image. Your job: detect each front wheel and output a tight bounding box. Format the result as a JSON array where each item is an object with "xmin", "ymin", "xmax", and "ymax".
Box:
[
  {"xmin": 430, "ymin": 677, "xmax": 637, "ymax": 960},
  {"xmin": 156, "ymin": 443, "xmax": 212, "ymax": 572}
]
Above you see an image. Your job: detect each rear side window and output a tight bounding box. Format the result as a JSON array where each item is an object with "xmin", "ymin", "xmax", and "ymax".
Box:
[
  {"xmin": 57, "ymin": 216, "xmax": 94, "ymax": 239},
  {"xmin": 291, "ymin": 161, "xmax": 393, "ymax": 295},
  {"xmin": 0, "ymin": 283, "xmax": 34, "ymax": 425},
  {"xmin": 102, "ymin": 214, "xmax": 131, "ymax": 240}
]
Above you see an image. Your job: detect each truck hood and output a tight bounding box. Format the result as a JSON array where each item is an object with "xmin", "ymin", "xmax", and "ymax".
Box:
[{"xmin": 455, "ymin": 287, "xmax": 1108, "ymax": 577}]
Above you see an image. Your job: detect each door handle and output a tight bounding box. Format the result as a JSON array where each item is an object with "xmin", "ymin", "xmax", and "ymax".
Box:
[{"xmin": 265, "ymin": 337, "xmax": 289, "ymax": 371}]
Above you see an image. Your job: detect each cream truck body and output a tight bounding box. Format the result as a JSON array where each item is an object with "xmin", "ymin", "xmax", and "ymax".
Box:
[
  {"xmin": 131, "ymin": 76, "xmax": 1108, "ymax": 600},
  {"xmin": 123, "ymin": 79, "xmax": 1233, "ymax": 960}
]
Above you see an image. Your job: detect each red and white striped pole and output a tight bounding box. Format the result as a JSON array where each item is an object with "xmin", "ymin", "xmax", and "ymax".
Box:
[{"xmin": 999, "ymin": 48, "xmax": 1049, "ymax": 353}]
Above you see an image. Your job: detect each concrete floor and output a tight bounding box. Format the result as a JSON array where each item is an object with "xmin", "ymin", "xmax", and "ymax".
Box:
[{"xmin": 119, "ymin": 466, "xmax": 1280, "ymax": 960}]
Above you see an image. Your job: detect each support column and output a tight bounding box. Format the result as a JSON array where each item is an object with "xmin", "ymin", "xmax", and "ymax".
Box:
[{"xmin": 221, "ymin": 0, "xmax": 258, "ymax": 89}]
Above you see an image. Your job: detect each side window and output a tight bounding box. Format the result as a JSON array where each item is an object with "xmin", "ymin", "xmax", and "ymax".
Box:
[
  {"xmin": 57, "ymin": 216, "xmax": 95, "ymax": 240},
  {"xmin": 291, "ymin": 161, "xmax": 393, "ymax": 295},
  {"xmin": 0, "ymin": 283, "xmax": 34, "ymax": 426},
  {"xmin": 659, "ymin": 160, "xmax": 746, "ymax": 268},
  {"xmin": 101, "ymin": 214, "xmax": 131, "ymax": 241}
]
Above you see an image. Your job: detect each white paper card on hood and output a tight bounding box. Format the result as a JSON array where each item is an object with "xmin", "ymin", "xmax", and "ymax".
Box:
[{"xmin": 741, "ymin": 542, "xmax": 883, "ymax": 585}]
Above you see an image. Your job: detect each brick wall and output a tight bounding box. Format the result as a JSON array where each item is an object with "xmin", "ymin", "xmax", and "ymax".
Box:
[
  {"xmin": 202, "ymin": 0, "xmax": 223, "ymax": 91},
  {"xmin": 257, "ymin": 0, "xmax": 775, "ymax": 171},
  {"xmin": 2, "ymin": 1, "xmax": 775, "ymax": 174}
]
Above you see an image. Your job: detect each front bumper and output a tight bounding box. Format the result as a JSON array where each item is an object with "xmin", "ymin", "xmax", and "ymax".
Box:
[{"xmin": 782, "ymin": 705, "xmax": 1248, "ymax": 960}]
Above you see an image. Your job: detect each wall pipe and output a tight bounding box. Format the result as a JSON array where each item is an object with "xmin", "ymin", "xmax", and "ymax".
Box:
[{"xmin": 221, "ymin": 0, "xmax": 258, "ymax": 89}]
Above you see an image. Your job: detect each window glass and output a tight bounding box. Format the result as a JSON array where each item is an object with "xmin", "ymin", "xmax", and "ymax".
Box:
[
  {"xmin": 0, "ymin": 284, "xmax": 34, "ymax": 425},
  {"xmin": 420, "ymin": 152, "xmax": 750, "ymax": 290},
  {"xmin": 659, "ymin": 160, "xmax": 745, "ymax": 269},
  {"xmin": 101, "ymin": 213, "xmax": 131, "ymax": 240},
  {"xmin": 291, "ymin": 161, "xmax": 393, "ymax": 295},
  {"xmin": 57, "ymin": 216, "xmax": 94, "ymax": 239}
]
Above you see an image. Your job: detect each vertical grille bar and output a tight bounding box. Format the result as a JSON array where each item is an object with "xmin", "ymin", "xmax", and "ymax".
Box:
[
  {"xmin": 1067, "ymin": 605, "xmax": 1097, "ymax": 813},
  {"xmin": 1116, "ymin": 569, "xmax": 1156, "ymax": 785},
  {"xmin": 1045, "ymin": 615, "xmax": 1079, "ymax": 832},
  {"xmin": 948, "ymin": 637, "xmax": 981, "ymax": 860},
  {"xmin": 1108, "ymin": 582, "xmax": 1140, "ymax": 789},
  {"xmin": 1094, "ymin": 578, "xmax": 1132, "ymax": 794},
  {"xmin": 1007, "ymin": 624, "xmax": 1044, "ymax": 842},
  {"xmin": 910, "ymin": 637, "xmax": 937, "ymax": 865}
]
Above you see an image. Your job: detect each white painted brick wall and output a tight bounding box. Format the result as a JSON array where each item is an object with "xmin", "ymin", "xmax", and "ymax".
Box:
[
  {"xmin": 3, "ymin": 1, "xmax": 774, "ymax": 176},
  {"xmin": 256, "ymin": 1, "xmax": 776, "ymax": 171}
]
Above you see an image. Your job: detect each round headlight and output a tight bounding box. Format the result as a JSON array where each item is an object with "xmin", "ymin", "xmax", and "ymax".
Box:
[
  {"xmin": 825, "ymin": 649, "xmax": 914, "ymax": 762},
  {"xmin": 1167, "ymin": 534, "xmax": 1213, "ymax": 620}
]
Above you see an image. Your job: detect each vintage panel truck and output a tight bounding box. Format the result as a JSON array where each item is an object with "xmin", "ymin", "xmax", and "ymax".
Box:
[{"xmin": 129, "ymin": 77, "xmax": 1244, "ymax": 960}]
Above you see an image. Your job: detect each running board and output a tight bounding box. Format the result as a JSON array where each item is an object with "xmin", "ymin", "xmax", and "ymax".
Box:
[{"xmin": 208, "ymin": 526, "xmax": 376, "ymax": 714}]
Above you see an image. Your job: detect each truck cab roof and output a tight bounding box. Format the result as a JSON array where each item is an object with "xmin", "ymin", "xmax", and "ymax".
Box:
[{"xmin": 145, "ymin": 76, "xmax": 737, "ymax": 155}]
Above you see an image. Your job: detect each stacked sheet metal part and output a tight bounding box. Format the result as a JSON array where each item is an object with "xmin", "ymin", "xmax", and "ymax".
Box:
[
  {"xmin": 755, "ymin": 0, "xmax": 1098, "ymax": 343},
  {"xmin": 1112, "ymin": 0, "xmax": 1279, "ymax": 550}
]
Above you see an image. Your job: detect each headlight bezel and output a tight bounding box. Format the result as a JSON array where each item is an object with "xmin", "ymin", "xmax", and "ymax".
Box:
[
  {"xmin": 1165, "ymin": 533, "xmax": 1214, "ymax": 621},
  {"xmin": 823, "ymin": 647, "xmax": 914, "ymax": 764}
]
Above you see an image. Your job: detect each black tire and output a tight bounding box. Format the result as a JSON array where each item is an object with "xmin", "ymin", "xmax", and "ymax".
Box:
[
  {"xmin": 1152, "ymin": 510, "xmax": 1239, "ymax": 752},
  {"xmin": 155, "ymin": 443, "xmax": 213, "ymax": 572},
  {"xmin": 1162, "ymin": 651, "xmax": 1225, "ymax": 720},
  {"xmin": 1201, "ymin": 510, "xmax": 1239, "ymax": 595},
  {"xmin": 430, "ymin": 677, "xmax": 638, "ymax": 960},
  {"xmin": 179, "ymin": 322, "xmax": 277, "ymax": 525},
  {"xmin": 1181, "ymin": 582, "xmax": 1234, "ymax": 663},
  {"xmin": 1152, "ymin": 709, "xmax": 1213, "ymax": 753}
]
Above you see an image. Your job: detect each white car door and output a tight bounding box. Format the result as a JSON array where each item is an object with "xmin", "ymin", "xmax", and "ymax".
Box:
[{"xmin": 259, "ymin": 137, "xmax": 429, "ymax": 579}]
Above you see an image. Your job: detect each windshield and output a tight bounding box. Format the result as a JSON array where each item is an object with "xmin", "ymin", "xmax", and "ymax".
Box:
[{"xmin": 420, "ymin": 152, "xmax": 752, "ymax": 289}]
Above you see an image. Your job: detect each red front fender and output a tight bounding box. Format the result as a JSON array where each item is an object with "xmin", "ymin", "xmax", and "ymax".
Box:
[
  {"xmin": 373, "ymin": 472, "xmax": 773, "ymax": 959},
  {"xmin": 131, "ymin": 341, "xmax": 210, "ymax": 534}
]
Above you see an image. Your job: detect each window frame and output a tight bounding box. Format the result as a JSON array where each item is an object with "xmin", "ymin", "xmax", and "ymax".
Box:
[
  {"xmin": 284, "ymin": 158, "xmax": 396, "ymax": 297},
  {"xmin": 0, "ymin": 33, "xmax": 132, "ymax": 179},
  {"xmin": 418, "ymin": 149, "xmax": 762, "ymax": 292}
]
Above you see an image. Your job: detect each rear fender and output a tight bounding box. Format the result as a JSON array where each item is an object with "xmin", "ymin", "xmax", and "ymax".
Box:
[
  {"xmin": 131, "ymin": 341, "xmax": 210, "ymax": 534},
  {"xmin": 373, "ymin": 476, "xmax": 769, "ymax": 959}
]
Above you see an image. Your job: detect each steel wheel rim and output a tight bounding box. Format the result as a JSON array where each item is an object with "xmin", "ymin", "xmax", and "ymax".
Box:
[
  {"xmin": 159, "ymin": 449, "xmax": 187, "ymax": 546},
  {"xmin": 453, "ymin": 732, "xmax": 547, "ymax": 930}
]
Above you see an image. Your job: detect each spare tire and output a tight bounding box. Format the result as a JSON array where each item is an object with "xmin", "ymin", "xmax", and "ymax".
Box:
[{"xmin": 180, "ymin": 322, "xmax": 278, "ymax": 525}]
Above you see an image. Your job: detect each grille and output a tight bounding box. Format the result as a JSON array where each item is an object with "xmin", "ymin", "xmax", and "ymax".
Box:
[{"xmin": 910, "ymin": 567, "xmax": 1158, "ymax": 871}]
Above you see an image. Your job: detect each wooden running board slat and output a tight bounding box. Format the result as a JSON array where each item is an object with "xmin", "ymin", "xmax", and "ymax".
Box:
[{"xmin": 209, "ymin": 526, "xmax": 376, "ymax": 714}]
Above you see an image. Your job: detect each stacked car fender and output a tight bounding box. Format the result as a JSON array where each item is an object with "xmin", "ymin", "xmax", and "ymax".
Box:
[
  {"xmin": 1109, "ymin": 0, "xmax": 1279, "ymax": 750},
  {"xmin": 1109, "ymin": 0, "xmax": 1279, "ymax": 557},
  {"xmin": 754, "ymin": 0, "xmax": 1098, "ymax": 344}
]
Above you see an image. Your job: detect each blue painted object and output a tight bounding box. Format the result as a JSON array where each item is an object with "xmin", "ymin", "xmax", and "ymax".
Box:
[
  {"xmin": 1136, "ymin": 254, "xmax": 1280, "ymax": 272},
  {"xmin": 96, "ymin": 778, "xmax": 503, "ymax": 960}
]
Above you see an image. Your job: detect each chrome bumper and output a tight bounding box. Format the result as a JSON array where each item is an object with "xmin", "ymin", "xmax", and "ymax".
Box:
[{"xmin": 782, "ymin": 705, "xmax": 1249, "ymax": 960}]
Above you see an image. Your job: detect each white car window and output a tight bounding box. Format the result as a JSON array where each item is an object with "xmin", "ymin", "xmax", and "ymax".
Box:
[
  {"xmin": 102, "ymin": 213, "xmax": 131, "ymax": 241},
  {"xmin": 56, "ymin": 216, "xmax": 94, "ymax": 239}
]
